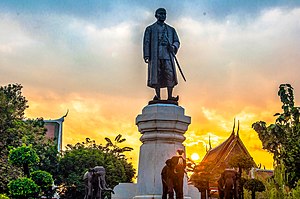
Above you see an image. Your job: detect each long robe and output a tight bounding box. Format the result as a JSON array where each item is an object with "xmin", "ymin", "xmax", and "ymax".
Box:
[{"xmin": 143, "ymin": 22, "xmax": 180, "ymax": 88}]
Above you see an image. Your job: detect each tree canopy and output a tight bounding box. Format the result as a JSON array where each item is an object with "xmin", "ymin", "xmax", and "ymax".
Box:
[
  {"xmin": 252, "ymin": 84, "xmax": 300, "ymax": 188},
  {"xmin": 57, "ymin": 136, "xmax": 135, "ymax": 199},
  {"xmin": 9, "ymin": 144, "xmax": 40, "ymax": 177},
  {"xmin": 228, "ymin": 154, "xmax": 255, "ymax": 174},
  {"xmin": 0, "ymin": 84, "xmax": 58, "ymax": 193},
  {"xmin": 8, "ymin": 177, "xmax": 40, "ymax": 199},
  {"xmin": 244, "ymin": 179, "xmax": 265, "ymax": 199},
  {"xmin": 1, "ymin": 83, "xmax": 136, "ymax": 199}
]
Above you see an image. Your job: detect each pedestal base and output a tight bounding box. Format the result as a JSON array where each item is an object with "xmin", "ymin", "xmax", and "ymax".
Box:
[
  {"xmin": 133, "ymin": 195, "xmax": 191, "ymax": 199},
  {"xmin": 111, "ymin": 184, "xmax": 199, "ymax": 199},
  {"xmin": 135, "ymin": 104, "xmax": 191, "ymax": 197}
]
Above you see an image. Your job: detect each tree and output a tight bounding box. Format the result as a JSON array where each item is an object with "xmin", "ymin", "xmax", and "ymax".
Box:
[
  {"xmin": 57, "ymin": 137, "xmax": 135, "ymax": 199},
  {"xmin": 252, "ymin": 84, "xmax": 300, "ymax": 188},
  {"xmin": 104, "ymin": 134, "xmax": 134, "ymax": 159},
  {"xmin": 8, "ymin": 145, "xmax": 55, "ymax": 199},
  {"xmin": 8, "ymin": 144, "xmax": 40, "ymax": 177},
  {"xmin": 0, "ymin": 84, "xmax": 29, "ymax": 192},
  {"xmin": 228, "ymin": 154, "xmax": 256, "ymax": 199},
  {"xmin": 31, "ymin": 170, "xmax": 54, "ymax": 199},
  {"xmin": 244, "ymin": 179, "xmax": 265, "ymax": 199},
  {"xmin": 0, "ymin": 84, "xmax": 28, "ymax": 131},
  {"xmin": 228, "ymin": 154, "xmax": 255, "ymax": 175},
  {"xmin": 0, "ymin": 84, "xmax": 59, "ymax": 193},
  {"xmin": 188, "ymin": 160, "xmax": 213, "ymax": 199},
  {"xmin": 8, "ymin": 177, "xmax": 40, "ymax": 199}
]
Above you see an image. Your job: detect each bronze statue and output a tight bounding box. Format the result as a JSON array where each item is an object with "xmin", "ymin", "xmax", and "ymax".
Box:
[
  {"xmin": 170, "ymin": 149, "xmax": 186, "ymax": 199},
  {"xmin": 161, "ymin": 150, "xmax": 186, "ymax": 199},
  {"xmin": 143, "ymin": 8, "xmax": 181, "ymax": 102},
  {"xmin": 83, "ymin": 166, "xmax": 114, "ymax": 199},
  {"xmin": 218, "ymin": 169, "xmax": 238, "ymax": 199},
  {"xmin": 161, "ymin": 159, "xmax": 175, "ymax": 199}
]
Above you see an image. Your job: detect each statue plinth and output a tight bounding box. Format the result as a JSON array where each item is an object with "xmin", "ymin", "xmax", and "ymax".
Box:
[
  {"xmin": 134, "ymin": 103, "xmax": 191, "ymax": 198},
  {"xmin": 148, "ymin": 99, "xmax": 178, "ymax": 106}
]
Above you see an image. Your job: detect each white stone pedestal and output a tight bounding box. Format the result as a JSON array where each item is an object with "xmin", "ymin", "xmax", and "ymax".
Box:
[{"xmin": 134, "ymin": 103, "xmax": 191, "ymax": 199}]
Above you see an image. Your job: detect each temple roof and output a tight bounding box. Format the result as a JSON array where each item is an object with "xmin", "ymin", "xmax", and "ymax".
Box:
[
  {"xmin": 203, "ymin": 120, "xmax": 255, "ymax": 165},
  {"xmin": 196, "ymin": 120, "xmax": 257, "ymax": 185}
]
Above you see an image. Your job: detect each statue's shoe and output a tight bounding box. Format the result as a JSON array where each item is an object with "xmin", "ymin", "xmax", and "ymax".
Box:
[
  {"xmin": 168, "ymin": 95, "xmax": 179, "ymax": 101},
  {"xmin": 153, "ymin": 95, "xmax": 161, "ymax": 100}
]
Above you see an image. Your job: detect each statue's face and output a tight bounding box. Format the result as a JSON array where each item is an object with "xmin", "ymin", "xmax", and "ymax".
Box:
[
  {"xmin": 156, "ymin": 10, "xmax": 166, "ymax": 22},
  {"xmin": 93, "ymin": 166, "xmax": 105, "ymax": 176}
]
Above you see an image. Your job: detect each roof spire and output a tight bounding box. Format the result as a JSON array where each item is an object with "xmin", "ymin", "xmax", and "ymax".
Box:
[
  {"xmin": 232, "ymin": 118, "xmax": 236, "ymax": 135},
  {"xmin": 237, "ymin": 120, "xmax": 240, "ymax": 137},
  {"xmin": 209, "ymin": 134, "xmax": 212, "ymax": 150}
]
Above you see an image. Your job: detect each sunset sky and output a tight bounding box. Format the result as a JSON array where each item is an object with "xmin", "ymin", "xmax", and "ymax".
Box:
[{"xmin": 1, "ymin": 1, "xmax": 300, "ymax": 171}]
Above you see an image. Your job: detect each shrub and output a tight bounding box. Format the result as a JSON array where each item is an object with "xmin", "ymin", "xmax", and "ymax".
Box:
[
  {"xmin": 244, "ymin": 179, "xmax": 265, "ymax": 199},
  {"xmin": 8, "ymin": 177, "xmax": 40, "ymax": 199},
  {"xmin": 8, "ymin": 145, "xmax": 39, "ymax": 177},
  {"xmin": 31, "ymin": 170, "xmax": 54, "ymax": 198},
  {"xmin": 31, "ymin": 170, "xmax": 53, "ymax": 190},
  {"xmin": 0, "ymin": 194, "xmax": 10, "ymax": 199}
]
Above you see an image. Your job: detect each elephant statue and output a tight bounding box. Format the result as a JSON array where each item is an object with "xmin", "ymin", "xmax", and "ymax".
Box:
[
  {"xmin": 83, "ymin": 166, "xmax": 114, "ymax": 199},
  {"xmin": 161, "ymin": 150, "xmax": 186, "ymax": 199},
  {"xmin": 218, "ymin": 169, "xmax": 238, "ymax": 199}
]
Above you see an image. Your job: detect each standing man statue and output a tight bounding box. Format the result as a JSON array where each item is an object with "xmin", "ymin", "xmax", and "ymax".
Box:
[{"xmin": 143, "ymin": 8, "xmax": 180, "ymax": 102}]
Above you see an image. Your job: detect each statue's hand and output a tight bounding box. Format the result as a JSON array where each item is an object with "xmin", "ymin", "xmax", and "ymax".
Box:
[
  {"xmin": 168, "ymin": 45, "xmax": 176, "ymax": 54},
  {"xmin": 144, "ymin": 57, "xmax": 149, "ymax": 63}
]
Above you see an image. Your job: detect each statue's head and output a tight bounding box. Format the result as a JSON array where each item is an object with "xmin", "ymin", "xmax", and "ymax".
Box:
[
  {"xmin": 93, "ymin": 166, "xmax": 106, "ymax": 176},
  {"xmin": 155, "ymin": 8, "xmax": 166, "ymax": 22},
  {"xmin": 177, "ymin": 149, "xmax": 184, "ymax": 156},
  {"xmin": 165, "ymin": 159, "xmax": 172, "ymax": 167}
]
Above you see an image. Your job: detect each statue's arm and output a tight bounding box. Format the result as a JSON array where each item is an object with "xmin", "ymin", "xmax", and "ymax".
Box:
[
  {"xmin": 143, "ymin": 26, "xmax": 151, "ymax": 63},
  {"xmin": 172, "ymin": 28, "xmax": 180, "ymax": 54}
]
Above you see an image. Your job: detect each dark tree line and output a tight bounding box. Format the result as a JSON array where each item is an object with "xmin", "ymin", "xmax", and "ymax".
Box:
[{"xmin": 0, "ymin": 83, "xmax": 135, "ymax": 199}]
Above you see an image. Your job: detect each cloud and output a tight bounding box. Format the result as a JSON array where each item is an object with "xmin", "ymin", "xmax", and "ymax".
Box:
[
  {"xmin": 1, "ymin": 4, "xmax": 300, "ymax": 170},
  {"xmin": 2, "ymin": 1, "xmax": 300, "ymax": 24},
  {"xmin": 175, "ymin": 7, "xmax": 300, "ymax": 111}
]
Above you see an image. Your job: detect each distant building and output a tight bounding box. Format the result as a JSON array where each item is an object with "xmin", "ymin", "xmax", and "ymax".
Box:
[
  {"xmin": 250, "ymin": 168, "xmax": 274, "ymax": 180},
  {"xmin": 44, "ymin": 111, "xmax": 68, "ymax": 151}
]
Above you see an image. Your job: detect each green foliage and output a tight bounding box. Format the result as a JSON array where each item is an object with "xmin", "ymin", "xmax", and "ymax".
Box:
[
  {"xmin": 8, "ymin": 145, "xmax": 39, "ymax": 177},
  {"xmin": 0, "ymin": 84, "xmax": 58, "ymax": 193},
  {"xmin": 259, "ymin": 163, "xmax": 300, "ymax": 199},
  {"xmin": 244, "ymin": 178, "xmax": 265, "ymax": 199},
  {"xmin": 31, "ymin": 170, "xmax": 54, "ymax": 198},
  {"xmin": 0, "ymin": 84, "xmax": 59, "ymax": 194},
  {"xmin": 252, "ymin": 84, "xmax": 300, "ymax": 188},
  {"xmin": 9, "ymin": 145, "xmax": 40, "ymax": 168},
  {"xmin": 0, "ymin": 194, "xmax": 9, "ymax": 199},
  {"xmin": 0, "ymin": 84, "xmax": 29, "ymax": 192},
  {"xmin": 0, "ymin": 84, "xmax": 28, "ymax": 130},
  {"xmin": 229, "ymin": 154, "xmax": 255, "ymax": 174},
  {"xmin": 8, "ymin": 177, "xmax": 40, "ymax": 199},
  {"xmin": 290, "ymin": 180, "xmax": 300, "ymax": 199},
  {"xmin": 57, "ymin": 137, "xmax": 135, "ymax": 199},
  {"xmin": 188, "ymin": 160, "xmax": 212, "ymax": 192},
  {"xmin": 0, "ymin": 157, "xmax": 22, "ymax": 194},
  {"xmin": 32, "ymin": 141, "xmax": 59, "ymax": 182},
  {"xmin": 104, "ymin": 134, "xmax": 134, "ymax": 159}
]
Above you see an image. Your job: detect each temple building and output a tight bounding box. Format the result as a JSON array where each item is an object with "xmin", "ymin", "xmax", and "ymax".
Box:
[
  {"xmin": 44, "ymin": 111, "xmax": 68, "ymax": 151},
  {"xmin": 190, "ymin": 120, "xmax": 257, "ymax": 194}
]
